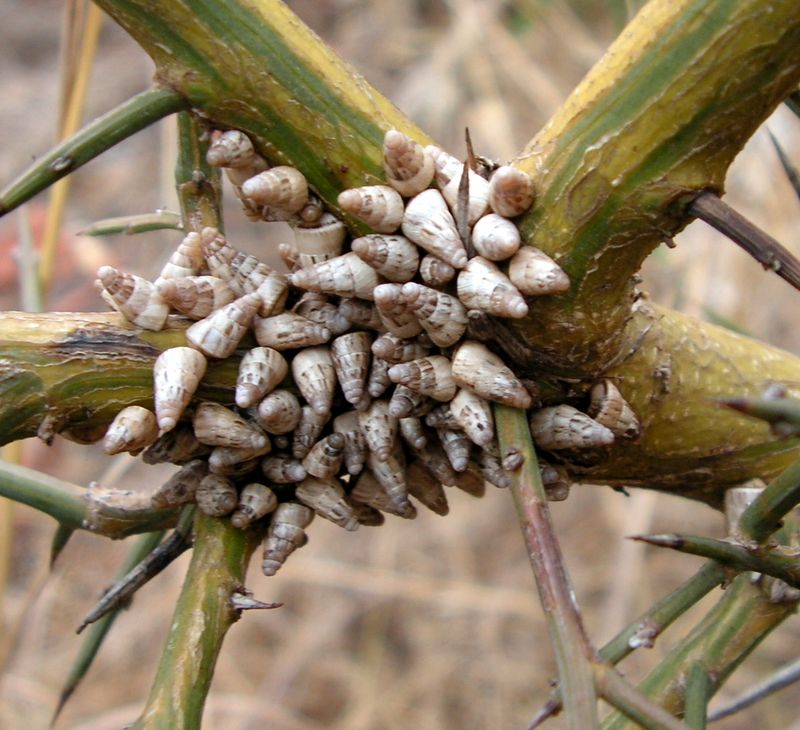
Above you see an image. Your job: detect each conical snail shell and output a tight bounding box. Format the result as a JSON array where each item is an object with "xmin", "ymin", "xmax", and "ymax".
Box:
[
  {"xmin": 587, "ymin": 380, "xmax": 640, "ymax": 439},
  {"xmin": 96, "ymin": 266, "xmax": 169, "ymax": 331},
  {"xmin": 331, "ymin": 332, "xmax": 372, "ymax": 408},
  {"xmin": 240, "ymin": 166, "xmax": 309, "ymax": 214},
  {"xmin": 153, "ymin": 347, "xmax": 207, "ymax": 435},
  {"xmin": 334, "ymin": 410, "xmax": 368, "ymax": 476},
  {"xmin": 351, "ymin": 234, "xmax": 420, "ymax": 283},
  {"xmin": 196, "ymin": 474, "xmax": 239, "ymax": 517},
  {"xmin": 302, "ymin": 433, "xmax": 346, "ymax": 479},
  {"xmin": 338, "ymin": 184, "xmax": 405, "ymax": 233},
  {"xmin": 295, "ymin": 477, "xmax": 359, "ymax": 531},
  {"xmin": 382, "ymin": 129, "xmax": 435, "ymax": 197},
  {"xmin": 255, "ymin": 389, "xmax": 302, "ymax": 434},
  {"xmin": 185, "ymin": 292, "xmax": 260, "ymax": 359},
  {"xmin": 507, "ymin": 246, "xmax": 570, "ymax": 295},
  {"xmin": 387, "ymin": 355, "xmax": 457, "ymax": 402},
  {"xmin": 451, "ymin": 341, "xmax": 531, "ymax": 409},
  {"xmin": 358, "ymin": 399, "xmax": 398, "ymax": 462},
  {"xmin": 253, "ymin": 311, "xmax": 331, "ymax": 351},
  {"xmin": 193, "ymin": 401, "xmax": 268, "ymax": 449},
  {"xmin": 406, "ymin": 461, "xmax": 449, "ymax": 516},
  {"xmin": 456, "ymin": 257, "xmax": 529, "ymax": 319},
  {"xmin": 470, "ymin": 213, "xmax": 521, "ymax": 261},
  {"xmin": 400, "ymin": 282, "xmax": 467, "ymax": 347},
  {"xmin": 262, "ymin": 502, "xmax": 315, "ymax": 576},
  {"xmin": 235, "ymin": 347, "xmax": 288, "ymax": 408},
  {"xmin": 450, "ymin": 388, "xmax": 495, "ymax": 447},
  {"xmin": 291, "ymin": 346, "xmax": 337, "ymax": 417},
  {"xmin": 156, "ymin": 275, "xmax": 236, "ymax": 320},
  {"xmin": 103, "ymin": 406, "xmax": 158, "ymax": 455},
  {"xmin": 529, "ymin": 404, "xmax": 615, "ymax": 450},
  {"xmin": 419, "ymin": 254, "xmax": 456, "ymax": 287},
  {"xmin": 289, "ymin": 252, "xmax": 382, "ymax": 301},
  {"xmin": 156, "ymin": 231, "xmax": 205, "ymax": 281},
  {"xmin": 401, "ymin": 189, "xmax": 468, "ymax": 269},
  {"xmin": 373, "ymin": 284, "xmax": 423, "ymax": 339},
  {"xmin": 231, "ymin": 483, "xmax": 278, "ymax": 529},
  {"xmin": 293, "ymin": 216, "xmax": 347, "ymax": 267}
]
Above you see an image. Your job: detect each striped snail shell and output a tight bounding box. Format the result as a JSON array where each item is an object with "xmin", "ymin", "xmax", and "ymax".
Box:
[
  {"xmin": 156, "ymin": 275, "xmax": 236, "ymax": 320},
  {"xmin": 382, "ymin": 129, "xmax": 435, "ymax": 197},
  {"xmin": 350, "ymin": 469, "xmax": 416, "ymax": 520},
  {"xmin": 409, "ymin": 442, "xmax": 459, "ymax": 488},
  {"xmin": 337, "ymin": 184, "xmax": 405, "ymax": 234},
  {"xmin": 373, "ymin": 284, "xmax": 424, "ymax": 339},
  {"xmin": 456, "ymin": 257, "xmax": 529, "ymax": 319},
  {"xmin": 366, "ymin": 356, "xmax": 393, "ymax": 399},
  {"xmin": 150, "ymin": 458, "xmax": 208, "ymax": 508},
  {"xmin": 253, "ymin": 311, "xmax": 331, "ymax": 351},
  {"xmin": 240, "ymin": 166, "xmax": 309, "ymax": 214},
  {"xmin": 289, "ymin": 252, "xmax": 382, "ymax": 301},
  {"xmin": 293, "ymin": 215, "xmax": 347, "ymax": 267},
  {"xmin": 387, "ymin": 355, "xmax": 457, "ymax": 402},
  {"xmin": 338, "ymin": 298, "xmax": 385, "ymax": 331},
  {"xmin": 587, "ymin": 380, "xmax": 640, "ymax": 439},
  {"xmin": 424, "ymin": 404, "xmax": 459, "ymax": 430},
  {"xmin": 153, "ymin": 347, "xmax": 207, "ymax": 436},
  {"xmin": 351, "ymin": 234, "xmax": 420, "ymax": 283},
  {"xmin": 295, "ymin": 476, "xmax": 359, "ymax": 531},
  {"xmin": 292, "ymin": 405, "xmax": 330, "ymax": 460},
  {"xmin": 333, "ymin": 411, "xmax": 368, "ymax": 476},
  {"xmin": 102, "ymin": 405, "xmax": 158, "ymax": 456},
  {"xmin": 371, "ymin": 332, "xmax": 429, "ymax": 365},
  {"xmin": 278, "ymin": 242, "xmax": 301, "ymax": 272},
  {"xmin": 254, "ymin": 389, "xmax": 302, "ymax": 435},
  {"xmin": 291, "ymin": 346, "xmax": 337, "ymax": 417},
  {"xmin": 487, "ymin": 165, "xmax": 536, "ymax": 218},
  {"xmin": 400, "ymin": 282, "xmax": 467, "ymax": 348},
  {"xmin": 401, "ymin": 189, "xmax": 468, "ymax": 269},
  {"xmin": 529, "ymin": 404, "xmax": 615, "ymax": 450},
  {"xmin": 293, "ymin": 292, "xmax": 351, "ymax": 336},
  {"xmin": 262, "ymin": 502, "xmax": 315, "ymax": 576},
  {"xmin": 399, "ymin": 416, "xmax": 428, "ymax": 450},
  {"xmin": 302, "ymin": 433, "xmax": 346, "ymax": 480},
  {"xmin": 388, "ymin": 384, "xmax": 433, "ymax": 419},
  {"xmin": 436, "ymin": 427, "xmax": 471, "ymax": 472},
  {"xmin": 450, "ymin": 388, "xmax": 495, "ymax": 447},
  {"xmin": 507, "ymin": 246, "xmax": 570, "ymax": 296},
  {"xmin": 442, "ymin": 164, "xmax": 490, "ymax": 226},
  {"xmin": 96, "ymin": 266, "xmax": 169, "ymax": 331},
  {"xmin": 141, "ymin": 424, "xmax": 211, "ymax": 465},
  {"xmin": 254, "ymin": 273, "xmax": 290, "ymax": 317},
  {"xmin": 156, "ymin": 230, "xmax": 205, "ymax": 282},
  {"xmin": 451, "ymin": 341, "xmax": 531, "ymax": 409},
  {"xmin": 208, "ymin": 441, "xmax": 271, "ymax": 475},
  {"xmin": 419, "ymin": 254, "xmax": 456, "ymax": 287},
  {"xmin": 331, "ymin": 331, "xmax": 372, "ymax": 409},
  {"xmin": 470, "ymin": 213, "xmax": 521, "ymax": 261},
  {"xmin": 193, "ymin": 402, "xmax": 268, "ymax": 450},
  {"xmin": 261, "ymin": 455, "xmax": 307, "ymax": 484},
  {"xmin": 195, "ymin": 474, "xmax": 239, "ymax": 517},
  {"xmin": 231, "ymin": 482, "xmax": 278, "ymax": 529},
  {"xmin": 475, "ymin": 444, "xmax": 512, "ymax": 489},
  {"xmin": 206, "ymin": 130, "xmax": 268, "ymax": 186},
  {"xmin": 358, "ymin": 399, "xmax": 398, "ymax": 462},
  {"xmin": 366, "ymin": 449, "xmax": 413, "ymax": 518},
  {"xmin": 185, "ymin": 291, "xmax": 260, "ymax": 359},
  {"xmin": 425, "ymin": 144, "xmax": 462, "ymax": 188},
  {"xmin": 406, "ymin": 460, "xmax": 449, "ymax": 516},
  {"xmin": 235, "ymin": 347, "xmax": 288, "ymax": 408}
]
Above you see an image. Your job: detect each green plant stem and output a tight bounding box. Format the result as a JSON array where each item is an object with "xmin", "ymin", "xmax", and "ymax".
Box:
[
  {"xmin": 719, "ymin": 395, "xmax": 800, "ymax": 436},
  {"xmin": 737, "ymin": 456, "xmax": 800, "ymax": 542},
  {"xmin": 0, "ymin": 87, "xmax": 186, "ymax": 217},
  {"xmin": 595, "ymin": 665, "xmax": 690, "ymax": 730},
  {"xmin": 79, "ymin": 211, "xmax": 182, "ymax": 237},
  {"xmin": 0, "ymin": 459, "xmax": 178, "ymax": 538},
  {"xmin": 683, "ymin": 662, "xmax": 712, "ymax": 730},
  {"xmin": 131, "ymin": 512, "xmax": 263, "ymax": 730},
  {"xmin": 175, "ymin": 112, "xmax": 222, "ymax": 232},
  {"xmin": 495, "ymin": 405, "xmax": 599, "ymax": 730},
  {"xmin": 633, "ymin": 533, "xmax": 800, "ymax": 588}
]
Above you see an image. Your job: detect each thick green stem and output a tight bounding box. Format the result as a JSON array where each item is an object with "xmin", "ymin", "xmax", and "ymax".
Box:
[
  {"xmin": 683, "ymin": 662, "xmax": 712, "ymax": 730},
  {"xmin": 738, "ymin": 456, "xmax": 800, "ymax": 542},
  {"xmin": 0, "ymin": 87, "xmax": 186, "ymax": 216},
  {"xmin": 131, "ymin": 512, "xmax": 262, "ymax": 729}
]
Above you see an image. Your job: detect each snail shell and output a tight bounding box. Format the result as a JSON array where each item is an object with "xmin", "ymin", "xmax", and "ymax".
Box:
[
  {"xmin": 456, "ymin": 257, "xmax": 529, "ymax": 319},
  {"xmin": 333, "ymin": 411, "xmax": 368, "ymax": 476},
  {"xmin": 351, "ymin": 234, "xmax": 420, "ymax": 282},
  {"xmin": 96, "ymin": 266, "xmax": 169, "ymax": 331},
  {"xmin": 254, "ymin": 389, "xmax": 302, "ymax": 435},
  {"xmin": 371, "ymin": 332, "xmax": 429, "ymax": 365},
  {"xmin": 350, "ymin": 469, "xmax": 416, "ymax": 519},
  {"xmin": 367, "ymin": 449, "xmax": 413, "ymax": 517},
  {"xmin": 358, "ymin": 400, "xmax": 398, "ymax": 462},
  {"xmin": 185, "ymin": 292, "xmax": 260, "ymax": 359},
  {"xmin": 293, "ymin": 292, "xmax": 351, "ymax": 336},
  {"xmin": 419, "ymin": 254, "xmax": 456, "ymax": 287},
  {"xmin": 103, "ymin": 405, "xmax": 158, "ymax": 455},
  {"xmin": 295, "ymin": 476, "xmax": 358, "ymax": 531},
  {"xmin": 382, "ymin": 129, "xmax": 435, "ymax": 197},
  {"xmin": 278, "ymin": 242, "xmax": 301, "ymax": 272},
  {"xmin": 587, "ymin": 380, "xmax": 640, "ymax": 439},
  {"xmin": 240, "ymin": 166, "xmax": 309, "ymax": 214},
  {"xmin": 399, "ymin": 416, "xmax": 428, "ymax": 449},
  {"xmin": 387, "ymin": 355, "xmax": 457, "ymax": 402},
  {"xmin": 331, "ymin": 331, "xmax": 372, "ymax": 408},
  {"xmin": 153, "ymin": 347, "xmax": 207, "ymax": 435},
  {"xmin": 348, "ymin": 500, "xmax": 386, "ymax": 527},
  {"xmin": 293, "ymin": 216, "xmax": 347, "ymax": 267},
  {"xmin": 235, "ymin": 347, "xmax": 288, "ymax": 408},
  {"xmin": 388, "ymin": 384, "xmax": 433, "ymax": 419},
  {"xmin": 406, "ymin": 461, "xmax": 449, "ymax": 516},
  {"xmin": 261, "ymin": 455, "xmax": 307, "ymax": 484},
  {"xmin": 338, "ymin": 184, "xmax": 405, "ymax": 233},
  {"xmin": 451, "ymin": 341, "xmax": 531, "ymax": 409},
  {"xmin": 401, "ymin": 189, "xmax": 467, "ymax": 269},
  {"xmin": 302, "ymin": 433, "xmax": 346, "ymax": 479},
  {"xmin": 507, "ymin": 246, "xmax": 570, "ymax": 295},
  {"xmin": 488, "ymin": 165, "xmax": 536, "ymax": 218},
  {"xmin": 231, "ymin": 482, "xmax": 278, "ymax": 529},
  {"xmin": 156, "ymin": 231, "xmax": 205, "ymax": 282},
  {"xmin": 338, "ymin": 298, "xmax": 385, "ymax": 331},
  {"xmin": 193, "ymin": 402, "xmax": 268, "ymax": 449},
  {"xmin": 475, "ymin": 443, "xmax": 512, "ymax": 489},
  {"xmin": 196, "ymin": 474, "xmax": 239, "ymax": 517},
  {"xmin": 450, "ymin": 388, "xmax": 494, "ymax": 447},
  {"xmin": 425, "ymin": 145, "xmax": 462, "ymax": 188},
  {"xmin": 141, "ymin": 424, "xmax": 211, "ymax": 465},
  {"xmin": 291, "ymin": 346, "xmax": 337, "ymax": 417},
  {"xmin": 470, "ymin": 213, "xmax": 521, "ymax": 261},
  {"xmin": 262, "ymin": 502, "xmax": 315, "ymax": 576},
  {"xmin": 424, "ymin": 404, "xmax": 459, "ymax": 430},
  {"xmin": 540, "ymin": 461, "xmax": 571, "ymax": 501},
  {"xmin": 373, "ymin": 284, "xmax": 423, "ymax": 339},
  {"xmin": 442, "ymin": 164, "xmax": 490, "ymax": 227},
  {"xmin": 206, "ymin": 130, "xmax": 268, "ymax": 186},
  {"xmin": 409, "ymin": 442, "xmax": 459, "ymax": 487},
  {"xmin": 529, "ymin": 404, "xmax": 615, "ymax": 450},
  {"xmin": 150, "ymin": 459, "xmax": 208, "ymax": 508},
  {"xmin": 400, "ymin": 282, "xmax": 467, "ymax": 348},
  {"xmin": 436, "ymin": 427, "xmax": 471, "ymax": 472},
  {"xmin": 292, "ymin": 405, "xmax": 330, "ymax": 459},
  {"xmin": 253, "ymin": 311, "xmax": 331, "ymax": 351},
  {"xmin": 367, "ymin": 356, "xmax": 393, "ymax": 399},
  {"xmin": 208, "ymin": 441, "xmax": 271, "ymax": 474},
  {"xmin": 290, "ymin": 252, "xmax": 382, "ymax": 301},
  {"xmin": 156, "ymin": 275, "xmax": 236, "ymax": 320}
]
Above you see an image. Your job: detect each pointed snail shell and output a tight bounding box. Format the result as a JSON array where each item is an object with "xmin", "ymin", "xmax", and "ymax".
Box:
[
  {"xmin": 231, "ymin": 482, "xmax": 278, "ymax": 529},
  {"xmin": 240, "ymin": 166, "xmax": 309, "ymax": 214},
  {"xmin": 235, "ymin": 347, "xmax": 288, "ymax": 408},
  {"xmin": 401, "ymin": 189, "xmax": 468, "ymax": 269},
  {"xmin": 350, "ymin": 469, "xmax": 416, "ymax": 519},
  {"xmin": 253, "ymin": 311, "xmax": 331, "ymax": 351},
  {"xmin": 261, "ymin": 455, "xmax": 307, "ymax": 483},
  {"xmin": 387, "ymin": 355, "xmax": 456, "ymax": 402},
  {"xmin": 289, "ymin": 252, "xmax": 382, "ymax": 301},
  {"xmin": 331, "ymin": 331, "xmax": 372, "ymax": 408},
  {"xmin": 508, "ymin": 246, "xmax": 570, "ymax": 295},
  {"xmin": 193, "ymin": 401, "xmax": 268, "ymax": 449},
  {"xmin": 262, "ymin": 501, "xmax": 315, "ymax": 576},
  {"xmin": 334, "ymin": 410, "xmax": 368, "ymax": 476},
  {"xmin": 255, "ymin": 389, "xmax": 302, "ymax": 434},
  {"xmin": 293, "ymin": 216, "xmax": 347, "ymax": 267},
  {"xmin": 96, "ymin": 266, "xmax": 169, "ymax": 331},
  {"xmin": 153, "ymin": 347, "xmax": 207, "ymax": 435},
  {"xmin": 529, "ymin": 404, "xmax": 615, "ymax": 450},
  {"xmin": 373, "ymin": 284, "xmax": 423, "ymax": 339},
  {"xmin": 588, "ymin": 380, "xmax": 640, "ymax": 439},
  {"xmin": 419, "ymin": 254, "xmax": 456, "ymax": 287},
  {"xmin": 291, "ymin": 346, "xmax": 337, "ymax": 417},
  {"xmin": 156, "ymin": 275, "xmax": 236, "ymax": 320},
  {"xmin": 470, "ymin": 213, "xmax": 521, "ymax": 261},
  {"xmin": 358, "ymin": 399, "xmax": 398, "ymax": 462},
  {"xmin": 302, "ymin": 433, "xmax": 346, "ymax": 479},
  {"xmin": 295, "ymin": 477, "xmax": 359, "ymax": 531},
  {"xmin": 351, "ymin": 234, "xmax": 420, "ymax": 283},
  {"xmin": 156, "ymin": 231, "xmax": 205, "ymax": 281},
  {"xmin": 103, "ymin": 406, "xmax": 158, "ymax": 455},
  {"xmin": 456, "ymin": 257, "xmax": 529, "ymax": 319},
  {"xmin": 406, "ymin": 461, "xmax": 449, "ymax": 516},
  {"xmin": 451, "ymin": 341, "xmax": 531, "ymax": 409},
  {"xmin": 338, "ymin": 184, "xmax": 405, "ymax": 233},
  {"xmin": 150, "ymin": 458, "xmax": 208, "ymax": 508},
  {"xmin": 450, "ymin": 388, "xmax": 495, "ymax": 447},
  {"xmin": 382, "ymin": 129, "xmax": 435, "ymax": 197},
  {"xmin": 185, "ymin": 292, "xmax": 260, "ymax": 359},
  {"xmin": 400, "ymin": 282, "xmax": 467, "ymax": 347}
]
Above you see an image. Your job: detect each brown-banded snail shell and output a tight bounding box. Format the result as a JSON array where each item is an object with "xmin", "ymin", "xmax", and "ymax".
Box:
[
  {"xmin": 456, "ymin": 257, "xmax": 529, "ymax": 319},
  {"xmin": 382, "ymin": 129, "xmax": 435, "ymax": 197},
  {"xmin": 401, "ymin": 189, "xmax": 467, "ymax": 269},
  {"xmin": 451, "ymin": 341, "xmax": 531, "ymax": 409},
  {"xmin": 102, "ymin": 406, "xmax": 158, "ymax": 456},
  {"xmin": 337, "ymin": 184, "xmax": 405, "ymax": 233},
  {"xmin": 529, "ymin": 404, "xmax": 615, "ymax": 450},
  {"xmin": 262, "ymin": 502, "xmax": 315, "ymax": 576},
  {"xmin": 153, "ymin": 347, "xmax": 208, "ymax": 436},
  {"xmin": 487, "ymin": 165, "xmax": 536, "ymax": 218}
]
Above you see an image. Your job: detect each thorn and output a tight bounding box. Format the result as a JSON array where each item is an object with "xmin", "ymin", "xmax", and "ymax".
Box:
[
  {"xmin": 457, "ymin": 155, "xmax": 472, "ymax": 253},
  {"xmin": 767, "ymin": 129, "xmax": 800, "ymax": 202},
  {"xmin": 689, "ymin": 191, "xmax": 800, "ymax": 293},
  {"xmin": 230, "ymin": 590, "xmax": 283, "ymax": 612},
  {"xmin": 629, "ymin": 533, "xmax": 685, "ymax": 549},
  {"xmin": 464, "ymin": 127, "xmax": 477, "ymax": 172},
  {"xmin": 526, "ymin": 697, "xmax": 562, "ymax": 729}
]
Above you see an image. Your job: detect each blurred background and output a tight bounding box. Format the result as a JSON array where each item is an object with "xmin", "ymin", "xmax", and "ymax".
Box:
[{"xmin": 1, "ymin": 1, "xmax": 800, "ymax": 728}]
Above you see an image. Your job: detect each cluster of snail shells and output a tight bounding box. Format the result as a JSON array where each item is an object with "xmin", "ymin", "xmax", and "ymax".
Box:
[{"xmin": 93, "ymin": 128, "xmax": 640, "ymax": 577}]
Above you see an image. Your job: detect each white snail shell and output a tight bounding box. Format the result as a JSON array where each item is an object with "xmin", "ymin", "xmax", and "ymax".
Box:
[
  {"xmin": 488, "ymin": 165, "xmax": 536, "ymax": 218},
  {"xmin": 293, "ymin": 216, "xmax": 347, "ymax": 268},
  {"xmin": 331, "ymin": 331, "xmax": 372, "ymax": 408},
  {"xmin": 387, "ymin": 355, "xmax": 456, "ymax": 402},
  {"xmin": 302, "ymin": 433, "xmax": 346, "ymax": 480},
  {"xmin": 382, "ymin": 129, "xmax": 435, "ymax": 197},
  {"xmin": 262, "ymin": 501, "xmax": 315, "ymax": 576},
  {"xmin": 192, "ymin": 402, "xmax": 268, "ymax": 450},
  {"xmin": 156, "ymin": 231, "xmax": 205, "ymax": 282},
  {"xmin": 450, "ymin": 388, "xmax": 495, "ymax": 447},
  {"xmin": 156, "ymin": 276, "xmax": 236, "ymax": 320},
  {"xmin": 456, "ymin": 257, "xmax": 529, "ymax": 319},
  {"xmin": 401, "ymin": 189, "xmax": 468, "ymax": 269},
  {"xmin": 338, "ymin": 184, "xmax": 405, "ymax": 233},
  {"xmin": 419, "ymin": 254, "xmax": 456, "ymax": 287},
  {"xmin": 470, "ymin": 213, "xmax": 521, "ymax": 261},
  {"xmin": 358, "ymin": 399, "xmax": 398, "ymax": 462},
  {"xmin": 451, "ymin": 341, "xmax": 531, "ymax": 409},
  {"xmin": 588, "ymin": 380, "xmax": 640, "ymax": 439},
  {"xmin": 240, "ymin": 166, "xmax": 309, "ymax": 214},
  {"xmin": 291, "ymin": 346, "xmax": 337, "ymax": 417},
  {"xmin": 295, "ymin": 477, "xmax": 359, "ymax": 531},
  {"xmin": 290, "ymin": 252, "xmax": 382, "ymax": 301},
  {"xmin": 507, "ymin": 246, "xmax": 570, "ymax": 296},
  {"xmin": 153, "ymin": 347, "xmax": 207, "ymax": 436},
  {"xmin": 373, "ymin": 284, "xmax": 424, "ymax": 339},
  {"xmin": 235, "ymin": 347, "xmax": 288, "ymax": 408},
  {"xmin": 96, "ymin": 266, "xmax": 169, "ymax": 331},
  {"xmin": 185, "ymin": 292, "xmax": 260, "ymax": 359},
  {"xmin": 102, "ymin": 405, "xmax": 158, "ymax": 455},
  {"xmin": 351, "ymin": 234, "xmax": 420, "ymax": 283},
  {"xmin": 400, "ymin": 282, "xmax": 467, "ymax": 347},
  {"xmin": 253, "ymin": 311, "xmax": 331, "ymax": 351},
  {"xmin": 254, "ymin": 389, "xmax": 302, "ymax": 435},
  {"xmin": 529, "ymin": 404, "xmax": 615, "ymax": 450},
  {"xmin": 442, "ymin": 164, "xmax": 490, "ymax": 227}
]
